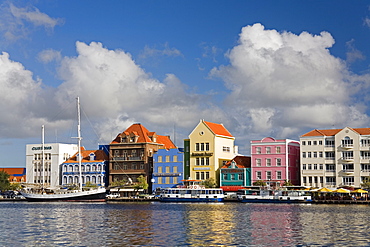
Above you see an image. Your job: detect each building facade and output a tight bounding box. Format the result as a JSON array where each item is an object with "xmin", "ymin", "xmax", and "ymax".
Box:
[
  {"xmin": 109, "ymin": 123, "xmax": 176, "ymax": 192},
  {"xmin": 61, "ymin": 147, "xmax": 108, "ymax": 187},
  {"xmin": 251, "ymin": 137, "xmax": 300, "ymax": 187},
  {"xmin": 188, "ymin": 120, "xmax": 236, "ymax": 186},
  {"xmin": 26, "ymin": 143, "xmax": 78, "ymax": 187},
  {"xmin": 0, "ymin": 168, "xmax": 26, "ymax": 183},
  {"xmin": 152, "ymin": 148, "xmax": 184, "ymax": 192},
  {"xmin": 300, "ymin": 127, "xmax": 370, "ymax": 188},
  {"xmin": 220, "ymin": 155, "xmax": 251, "ymax": 191}
]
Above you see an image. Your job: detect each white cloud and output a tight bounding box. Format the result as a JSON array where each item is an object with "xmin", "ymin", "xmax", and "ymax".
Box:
[
  {"xmin": 211, "ymin": 23, "xmax": 370, "ymax": 139},
  {"xmin": 139, "ymin": 42, "xmax": 182, "ymax": 59},
  {"xmin": 37, "ymin": 49, "xmax": 62, "ymax": 63},
  {"xmin": 346, "ymin": 39, "xmax": 365, "ymax": 63},
  {"xmin": 55, "ymin": 42, "xmax": 223, "ymax": 143},
  {"xmin": 0, "ymin": 2, "xmax": 63, "ymax": 41}
]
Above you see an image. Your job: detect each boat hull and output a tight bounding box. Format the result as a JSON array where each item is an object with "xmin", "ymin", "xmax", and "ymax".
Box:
[
  {"xmin": 239, "ymin": 198, "xmax": 312, "ymax": 203},
  {"xmin": 21, "ymin": 189, "xmax": 106, "ymax": 202},
  {"xmin": 159, "ymin": 197, "xmax": 224, "ymax": 203}
]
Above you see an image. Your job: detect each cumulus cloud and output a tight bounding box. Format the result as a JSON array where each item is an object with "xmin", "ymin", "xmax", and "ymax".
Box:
[
  {"xmin": 211, "ymin": 23, "xmax": 370, "ymax": 139},
  {"xmin": 0, "ymin": 2, "xmax": 63, "ymax": 41},
  {"xmin": 55, "ymin": 42, "xmax": 222, "ymax": 144}
]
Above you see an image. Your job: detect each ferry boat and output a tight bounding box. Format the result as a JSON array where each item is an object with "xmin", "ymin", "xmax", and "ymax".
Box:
[
  {"xmin": 237, "ymin": 189, "xmax": 312, "ymax": 203},
  {"xmin": 159, "ymin": 180, "xmax": 224, "ymax": 202}
]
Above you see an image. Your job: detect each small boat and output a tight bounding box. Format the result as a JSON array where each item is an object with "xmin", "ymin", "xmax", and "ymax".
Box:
[
  {"xmin": 237, "ymin": 189, "xmax": 312, "ymax": 203},
  {"xmin": 21, "ymin": 97, "xmax": 106, "ymax": 202},
  {"xmin": 159, "ymin": 180, "xmax": 224, "ymax": 202}
]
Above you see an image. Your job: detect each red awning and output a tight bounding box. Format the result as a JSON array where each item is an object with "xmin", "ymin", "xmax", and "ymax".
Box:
[{"xmin": 221, "ymin": 186, "xmax": 245, "ymax": 192}]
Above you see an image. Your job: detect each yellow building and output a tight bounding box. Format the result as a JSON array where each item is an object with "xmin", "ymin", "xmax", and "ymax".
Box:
[{"xmin": 188, "ymin": 120, "xmax": 236, "ymax": 185}]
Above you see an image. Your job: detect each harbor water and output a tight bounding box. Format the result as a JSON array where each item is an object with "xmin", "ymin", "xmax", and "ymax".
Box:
[{"xmin": 0, "ymin": 201, "xmax": 369, "ymax": 246}]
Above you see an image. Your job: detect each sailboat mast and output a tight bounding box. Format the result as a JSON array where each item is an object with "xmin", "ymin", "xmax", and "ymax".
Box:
[
  {"xmin": 42, "ymin": 125, "xmax": 45, "ymax": 188},
  {"xmin": 77, "ymin": 97, "xmax": 83, "ymax": 191}
]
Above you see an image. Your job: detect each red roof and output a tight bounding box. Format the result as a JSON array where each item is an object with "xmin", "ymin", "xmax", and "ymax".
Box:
[
  {"xmin": 66, "ymin": 148, "xmax": 108, "ymax": 163},
  {"xmin": 203, "ymin": 120, "xmax": 233, "ymax": 137},
  {"xmin": 0, "ymin": 168, "xmax": 26, "ymax": 182},
  {"xmin": 221, "ymin": 156, "xmax": 251, "ymax": 169},
  {"xmin": 111, "ymin": 123, "xmax": 176, "ymax": 149},
  {"xmin": 301, "ymin": 127, "xmax": 370, "ymax": 137}
]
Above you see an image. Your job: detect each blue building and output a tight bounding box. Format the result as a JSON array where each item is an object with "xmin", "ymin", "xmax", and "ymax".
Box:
[
  {"xmin": 152, "ymin": 148, "xmax": 184, "ymax": 192},
  {"xmin": 61, "ymin": 146, "xmax": 108, "ymax": 187}
]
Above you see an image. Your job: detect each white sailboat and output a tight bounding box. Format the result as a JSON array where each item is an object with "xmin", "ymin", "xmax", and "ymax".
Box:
[{"xmin": 21, "ymin": 97, "xmax": 106, "ymax": 202}]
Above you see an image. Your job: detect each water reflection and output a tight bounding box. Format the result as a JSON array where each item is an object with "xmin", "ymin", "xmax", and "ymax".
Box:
[{"xmin": 1, "ymin": 202, "xmax": 370, "ymax": 246}]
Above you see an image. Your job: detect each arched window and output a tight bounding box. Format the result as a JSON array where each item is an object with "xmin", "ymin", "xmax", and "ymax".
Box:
[
  {"xmin": 92, "ymin": 176, "xmax": 96, "ymax": 184},
  {"xmin": 342, "ymin": 136, "xmax": 353, "ymax": 147},
  {"xmin": 68, "ymin": 176, "xmax": 73, "ymax": 184},
  {"xmin": 74, "ymin": 165, "xmax": 79, "ymax": 172},
  {"xmin": 63, "ymin": 176, "xmax": 67, "ymax": 184},
  {"xmin": 74, "ymin": 176, "xmax": 79, "ymax": 184}
]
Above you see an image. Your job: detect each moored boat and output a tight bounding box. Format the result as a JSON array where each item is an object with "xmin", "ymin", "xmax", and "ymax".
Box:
[
  {"xmin": 159, "ymin": 180, "xmax": 224, "ymax": 202},
  {"xmin": 237, "ymin": 189, "xmax": 312, "ymax": 203}
]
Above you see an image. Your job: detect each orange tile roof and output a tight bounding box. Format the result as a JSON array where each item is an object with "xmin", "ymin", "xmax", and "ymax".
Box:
[
  {"xmin": 301, "ymin": 127, "xmax": 370, "ymax": 137},
  {"xmin": 0, "ymin": 168, "xmax": 26, "ymax": 182},
  {"xmin": 66, "ymin": 148, "xmax": 108, "ymax": 163},
  {"xmin": 111, "ymin": 123, "xmax": 176, "ymax": 149},
  {"xmin": 203, "ymin": 120, "xmax": 233, "ymax": 137},
  {"xmin": 221, "ymin": 156, "xmax": 251, "ymax": 168}
]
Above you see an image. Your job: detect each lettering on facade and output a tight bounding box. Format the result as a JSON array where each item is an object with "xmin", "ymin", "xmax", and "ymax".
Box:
[
  {"xmin": 191, "ymin": 152, "xmax": 213, "ymax": 157},
  {"xmin": 221, "ymin": 169, "xmax": 243, "ymax": 173},
  {"xmin": 32, "ymin": 146, "xmax": 52, "ymax": 150},
  {"xmin": 193, "ymin": 167, "xmax": 211, "ymax": 171}
]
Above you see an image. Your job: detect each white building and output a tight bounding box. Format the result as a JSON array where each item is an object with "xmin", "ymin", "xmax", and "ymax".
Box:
[
  {"xmin": 300, "ymin": 127, "xmax": 370, "ymax": 188},
  {"xmin": 26, "ymin": 143, "xmax": 78, "ymax": 187}
]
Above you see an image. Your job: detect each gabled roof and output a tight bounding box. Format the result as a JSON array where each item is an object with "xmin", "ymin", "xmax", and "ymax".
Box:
[
  {"xmin": 301, "ymin": 127, "xmax": 370, "ymax": 137},
  {"xmin": 110, "ymin": 123, "xmax": 176, "ymax": 149},
  {"xmin": 65, "ymin": 148, "xmax": 108, "ymax": 163},
  {"xmin": 203, "ymin": 120, "xmax": 233, "ymax": 138},
  {"xmin": 221, "ymin": 156, "xmax": 251, "ymax": 169},
  {"xmin": 0, "ymin": 168, "xmax": 26, "ymax": 176}
]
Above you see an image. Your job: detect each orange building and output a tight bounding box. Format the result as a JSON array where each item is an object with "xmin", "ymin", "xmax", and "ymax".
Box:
[{"xmin": 0, "ymin": 168, "xmax": 26, "ymax": 183}]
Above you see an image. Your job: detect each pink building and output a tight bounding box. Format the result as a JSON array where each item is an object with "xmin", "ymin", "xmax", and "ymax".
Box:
[{"xmin": 251, "ymin": 137, "xmax": 300, "ymax": 187}]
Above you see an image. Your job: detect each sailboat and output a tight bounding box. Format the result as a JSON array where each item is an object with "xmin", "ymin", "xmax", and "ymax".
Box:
[{"xmin": 21, "ymin": 97, "xmax": 106, "ymax": 202}]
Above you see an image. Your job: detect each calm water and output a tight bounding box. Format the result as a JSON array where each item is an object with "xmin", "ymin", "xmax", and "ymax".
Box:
[{"xmin": 0, "ymin": 201, "xmax": 369, "ymax": 246}]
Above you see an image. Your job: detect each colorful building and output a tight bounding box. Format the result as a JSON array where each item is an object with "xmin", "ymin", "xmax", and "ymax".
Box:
[
  {"xmin": 109, "ymin": 123, "xmax": 176, "ymax": 192},
  {"xmin": 0, "ymin": 168, "xmax": 26, "ymax": 183},
  {"xmin": 220, "ymin": 155, "xmax": 251, "ymax": 192},
  {"xmin": 251, "ymin": 137, "xmax": 300, "ymax": 187},
  {"xmin": 152, "ymin": 148, "xmax": 184, "ymax": 192},
  {"xmin": 61, "ymin": 147, "xmax": 108, "ymax": 187},
  {"xmin": 188, "ymin": 120, "xmax": 237, "ymax": 186},
  {"xmin": 300, "ymin": 127, "xmax": 370, "ymax": 188}
]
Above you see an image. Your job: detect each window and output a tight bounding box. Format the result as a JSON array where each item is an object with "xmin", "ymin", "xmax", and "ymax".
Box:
[
  {"xmin": 361, "ymin": 164, "xmax": 370, "ymax": 172},
  {"xmin": 223, "ymin": 173, "xmax": 227, "ymax": 180},
  {"xmin": 313, "ymin": 152, "xmax": 317, "ymax": 158},
  {"xmin": 325, "ymin": 152, "xmax": 335, "ymax": 160},
  {"xmin": 302, "ymin": 164, "xmax": 306, "ymax": 170},
  {"xmin": 173, "ymin": 155, "xmax": 177, "ymax": 162},
  {"xmin": 307, "ymin": 152, "xmax": 312, "ymax": 158},
  {"xmin": 276, "ymin": 147, "xmax": 281, "ymax": 153},
  {"xmin": 256, "ymin": 159, "xmax": 261, "ymax": 167},
  {"xmin": 205, "ymin": 157, "xmax": 209, "ymax": 166},
  {"xmin": 256, "ymin": 171, "xmax": 262, "ymax": 180},
  {"xmin": 239, "ymin": 174, "xmax": 243, "ymax": 180},
  {"xmin": 302, "ymin": 152, "xmax": 306, "ymax": 158},
  {"xmin": 361, "ymin": 139, "xmax": 370, "ymax": 147},
  {"xmin": 276, "ymin": 171, "xmax": 282, "ymax": 180},
  {"xmin": 308, "ymin": 164, "xmax": 312, "ymax": 170},
  {"xmin": 313, "ymin": 141, "xmax": 317, "ymax": 145},
  {"xmin": 325, "ymin": 139, "xmax": 335, "ymax": 147},
  {"xmin": 325, "ymin": 164, "xmax": 335, "ymax": 172},
  {"xmin": 256, "ymin": 147, "xmax": 261, "ymax": 154},
  {"xmin": 342, "ymin": 151, "xmax": 353, "ymax": 160},
  {"xmin": 276, "ymin": 158, "xmax": 281, "ymax": 166},
  {"xmin": 157, "ymin": 156, "xmax": 162, "ymax": 162},
  {"xmin": 361, "ymin": 151, "xmax": 370, "ymax": 159},
  {"xmin": 140, "ymin": 163, "xmax": 144, "ymax": 169},
  {"xmin": 308, "ymin": 141, "xmax": 311, "ymax": 145},
  {"xmin": 196, "ymin": 158, "xmax": 200, "ymax": 166},
  {"xmin": 319, "ymin": 152, "xmax": 323, "ymax": 158},
  {"xmin": 314, "ymin": 164, "xmax": 317, "ymax": 170},
  {"xmin": 166, "ymin": 166, "xmax": 170, "ymax": 173},
  {"xmin": 266, "ymin": 147, "xmax": 271, "ymax": 154},
  {"xmin": 158, "ymin": 167, "xmax": 162, "ymax": 173},
  {"xmin": 205, "ymin": 143, "xmax": 209, "ymax": 151},
  {"xmin": 200, "ymin": 143, "xmax": 205, "ymax": 151},
  {"xmin": 319, "ymin": 140, "xmax": 323, "ymax": 145},
  {"xmin": 266, "ymin": 159, "xmax": 271, "ymax": 166},
  {"xmin": 343, "ymin": 176, "xmax": 354, "ymax": 185},
  {"xmin": 319, "ymin": 164, "xmax": 323, "ymax": 170},
  {"xmin": 302, "ymin": 141, "xmax": 306, "ymax": 145},
  {"xmin": 342, "ymin": 163, "xmax": 354, "ymax": 171},
  {"xmin": 165, "ymin": 156, "xmax": 170, "ymax": 162},
  {"xmin": 223, "ymin": 146, "xmax": 230, "ymax": 152},
  {"xmin": 303, "ymin": 177, "xmax": 307, "ymax": 184},
  {"xmin": 266, "ymin": 171, "xmax": 271, "ymax": 180},
  {"xmin": 195, "ymin": 143, "xmax": 199, "ymax": 151},
  {"xmin": 342, "ymin": 136, "xmax": 353, "ymax": 147}
]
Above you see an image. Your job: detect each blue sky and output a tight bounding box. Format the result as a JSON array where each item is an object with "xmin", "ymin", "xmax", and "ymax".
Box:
[{"xmin": 1, "ymin": 0, "xmax": 370, "ymax": 167}]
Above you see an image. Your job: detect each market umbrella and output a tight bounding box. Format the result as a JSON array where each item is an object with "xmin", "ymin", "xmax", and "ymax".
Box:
[
  {"xmin": 317, "ymin": 187, "xmax": 333, "ymax": 192},
  {"xmin": 351, "ymin": 189, "xmax": 368, "ymax": 193},
  {"xmin": 333, "ymin": 188, "xmax": 350, "ymax": 193}
]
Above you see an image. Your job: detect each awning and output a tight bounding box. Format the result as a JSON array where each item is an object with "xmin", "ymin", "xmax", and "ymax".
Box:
[{"xmin": 221, "ymin": 186, "xmax": 245, "ymax": 192}]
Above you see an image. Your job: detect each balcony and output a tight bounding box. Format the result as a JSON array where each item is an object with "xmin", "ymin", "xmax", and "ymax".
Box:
[
  {"xmin": 339, "ymin": 157, "xmax": 354, "ymax": 162},
  {"xmin": 340, "ymin": 144, "xmax": 353, "ymax": 149},
  {"xmin": 113, "ymin": 156, "xmax": 143, "ymax": 161},
  {"xmin": 339, "ymin": 169, "xmax": 354, "ymax": 176}
]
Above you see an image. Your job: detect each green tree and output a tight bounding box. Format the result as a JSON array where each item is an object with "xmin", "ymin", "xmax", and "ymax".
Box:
[
  {"xmin": 9, "ymin": 183, "xmax": 22, "ymax": 191},
  {"xmin": 283, "ymin": 180, "xmax": 294, "ymax": 186},
  {"xmin": 84, "ymin": 181, "xmax": 97, "ymax": 188},
  {"xmin": 201, "ymin": 177, "xmax": 217, "ymax": 188},
  {"xmin": 110, "ymin": 179, "xmax": 127, "ymax": 187},
  {"xmin": 0, "ymin": 170, "xmax": 10, "ymax": 191},
  {"xmin": 253, "ymin": 180, "xmax": 266, "ymax": 186},
  {"xmin": 133, "ymin": 175, "xmax": 148, "ymax": 192},
  {"xmin": 361, "ymin": 176, "xmax": 370, "ymax": 190}
]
